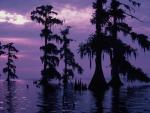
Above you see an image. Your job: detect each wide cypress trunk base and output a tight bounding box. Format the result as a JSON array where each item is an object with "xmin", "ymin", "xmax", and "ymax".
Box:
[
  {"xmin": 89, "ymin": 52, "xmax": 108, "ymax": 92},
  {"xmin": 40, "ymin": 77, "xmax": 49, "ymax": 86},
  {"xmin": 88, "ymin": 73, "xmax": 108, "ymax": 92},
  {"xmin": 108, "ymin": 75, "xmax": 123, "ymax": 88},
  {"xmin": 6, "ymin": 78, "xmax": 10, "ymax": 82},
  {"xmin": 63, "ymin": 76, "xmax": 68, "ymax": 84},
  {"xmin": 109, "ymin": 60, "xmax": 123, "ymax": 88}
]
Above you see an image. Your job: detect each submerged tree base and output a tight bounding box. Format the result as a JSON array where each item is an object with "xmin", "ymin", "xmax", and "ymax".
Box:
[
  {"xmin": 88, "ymin": 74, "xmax": 108, "ymax": 92},
  {"xmin": 74, "ymin": 79, "xmax": 87, "ymax": 91},
  {"xmin": 108, "ymin": 79, "xmax": 123, "ymax": 88},
  {"xmin": 88, "ymin": 83, "xmax": 108, "ymax": 92},
  {"xmin": 6, "ymin": 78, "xmax": 10, "ymax": 82},
  {"xmin": 40, "ymin": 78, "xmax": 49, "ymax": 85}
]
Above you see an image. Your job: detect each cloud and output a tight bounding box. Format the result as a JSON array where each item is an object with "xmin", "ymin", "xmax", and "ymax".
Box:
[
  {"xmin": 57, "ymin": 5, "xmax": 92, "ymax": 28},
  {"xmin": 0, "ymin": 10, "xmax": 31, "ymax": 25},
  {"xmin": 0, "ymin": 0, "xmax": 92, "ymax": 14}
]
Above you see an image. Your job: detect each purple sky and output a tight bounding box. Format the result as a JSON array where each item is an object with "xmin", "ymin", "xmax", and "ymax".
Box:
[{"xmin": 0, "ymin": 0, "xmax": 150, "ymax": 82}]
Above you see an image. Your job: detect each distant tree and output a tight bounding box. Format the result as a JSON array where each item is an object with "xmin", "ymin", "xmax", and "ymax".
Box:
[
  {"xmin": 79, "ymin": 0, "xmax": 109, "ymax": 91},
  {"xmin": 0, "ymin": 42, "xmax": 5, "ymax": 77},
  {"xmin": 0, "ymin": 42, "xmax": 5, "ymax": 56},
  {"xmin": 3, "ymin": 43, "xmax": 18, "ymax": 81},
  {"xmin": 108, "ymin": 0, "xmax": 150, "ymax": 87},
  {"xmin": 31, "ymin": 5, "xmax": 63, "ymax": 85},
  {"xmin": 60, "ymin": 26, "xmax": 83, "ymax": 84}
]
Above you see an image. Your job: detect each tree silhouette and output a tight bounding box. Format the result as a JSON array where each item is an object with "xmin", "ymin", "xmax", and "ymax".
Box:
[
  {"xmin": 0, "ymin": 42, "xmax": 5, "ymax": 56},
  {"xmin": 3, "ymin": 43, "xmax": 18, "ymax": 81},
  {"xmin": 79, "ymin": 0, "xmax": 109, "ymax": 91},
  {"xmin": 60, "ymin": 26, "xmax": 83, "ymax": 84},
  {"xmin": 107, "ymin": 0, "xmax": 150, "ymax": 87},
  {"xmin": 31, "ymin": 5, "xmax": 63, "ymax": 85},
  {"xmin": 79, "ymin": 0, "xmax": 150, "ymax": 90},
  {"xmin": 0, "ymin": 42, "xmax": 5, "ymax": 77}
]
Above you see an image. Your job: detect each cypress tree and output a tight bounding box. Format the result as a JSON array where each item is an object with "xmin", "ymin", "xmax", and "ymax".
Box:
[
  {"xmin": 108, "ymin": 0, "xmax": 150, "ymax": 87},
  {"xmin": 60, "ymin": 26, "xmax": 83, "ymax": 84},
  {"xmin": 3, "ymin": 43, "xmax": 18, "ymax": 81},
  {"xmin": 31, "ymin": 5, "xmax": 63, "ymax": 85},
  {"xmin": 79, "ymin": 0, "xmax": 109, "ymax": 92}
]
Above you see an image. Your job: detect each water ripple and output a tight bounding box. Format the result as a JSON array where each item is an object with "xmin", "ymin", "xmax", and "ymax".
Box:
[{"xmin": 0, "ymin": 80, "xmax": 150, "ymax": 113}]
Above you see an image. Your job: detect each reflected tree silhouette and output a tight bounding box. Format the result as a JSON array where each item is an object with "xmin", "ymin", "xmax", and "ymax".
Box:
[
  {"xmin": 92, "ymin": 92, "xmax": 105, "ymax": 113},
  {"xmin": 5, "ymin": 81, "xmax": 17, "ymax": 113},
  {"xmin": 111, "ymin": 88, "xmax": 129, "ymax": 113},
  {"xmin": 37, "ymin": 84, "xmax": 75, "ymax": 113},
  {"xmin": 37, "ymin": 86, "xmax": 62, "ymax": 113},
  {"xmin": 62, "ymin": 84, "xmax": 75, "ymax": 113}
]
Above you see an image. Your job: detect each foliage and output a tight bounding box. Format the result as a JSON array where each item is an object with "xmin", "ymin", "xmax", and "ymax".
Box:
[
  {"xmin": 107, "ymin": 0, "xmax": 150, "ymax": 84},
  {"xmin": 0, "ymin": 42, "xmax": 5, "ymax": 56},
  {"xmin": 31, "ymin": 5, "xmax": 62, "ymax": 83},
  {"xmin": 3, "ymin": 43, "xmax": 18, "ymax": 81},
  {"xmin": 79, "ymin": 0, "xmax": 150, "ymax": 89},
  {"xmin": 79, "ymin": 0, "xmax": 110, "ymax": 91},
  {"xmin": 60, "ymin": 26, "xmax": 83, "ymax": 83}
]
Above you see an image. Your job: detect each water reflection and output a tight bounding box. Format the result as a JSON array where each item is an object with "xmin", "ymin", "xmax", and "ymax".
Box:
[
  {"xmin": 37, "ymin": 85, "xmax": 62, "ymax": 113},
  {"xmin": 89, "ymin": 88, "xmax": 130, "ymax": 113},
  {"xmin": 5, "ymin": 81, "xmax": 17, "ymax": 113},
  {"xmin": 37, "ymin": 84, "xmax": 75, "ymax": 113},
  {"xmin": 0, "ymin": 81, "xmax": 17, "ymax": 113},
  {"xmin": 36, "ymin": 84, "xmax": 150, "ymax": 113},
  {"xmin": 92, "ymin": 91, "xmax": 105, "ymax": 113},
  {"xmin": 0, "ymin": 80, "xmax": 149, "ymax": 113},
  {"xmin": 126, "ymin": 86, "xmax": 150, "ymax": 113},
  {"xmin": 62, "ymin": 84, "xmax": 75, "ymax": 113},
  {"xmin": 111, "ymin": 88, "xmax": 129, "ymax": 113},
  {"xmin": 37, "ymin": 84, "xmax": 106, "ymax": 113},
  {"xmin": 0, "ymin": 80, "xmax": 39, "ymax": 113}
]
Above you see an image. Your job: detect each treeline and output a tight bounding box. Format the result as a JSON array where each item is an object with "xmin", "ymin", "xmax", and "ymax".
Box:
[
  {"xmin": 80, "ymin": 0, "xmax": 150, "ymax": 92},
  {"xmin": 30, "ymin": 0, "xmax": 150, "ymax": 92},
  {"xmin": 31, "ymin": 5, "xmax": 83, "ymax": 86},
  {"xmin": 1, "ymin": 0, "xmax": 150, "ymax": 92}
]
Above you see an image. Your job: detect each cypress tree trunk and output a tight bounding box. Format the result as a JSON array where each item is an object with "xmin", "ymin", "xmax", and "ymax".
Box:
[
  {"xmin": 41, "ymin": 25, "xmax": 49, "ymax": 85},
  {"xmin": 109, "ymin": 36, "xmax": 123, "ymax": 87},
  {"xmin": 109, "ymin": 0, "xmax": 123, "ymax": 87},
  {"xmin": 89, "ymin": 51, "xmax": 108, "ymax": 91},
  {"xmin": 109, "ymin": 57, "xmax": 123, "ymax": 87},
  {"xmin": 63, "ymin": 37, "xmax": 68, "ymax": 84},
  {"xmin": 6, "ymin": 73, "xmax": 10, "ymax": 82},
  {"xmin": 6, "ymin": 46, "xmax": 10, "ymax": 82},
  {"xmin": 89, "ymin": 0, "xmax": 108, "ymax": 91},
  {"xmin": 63, "ymin": 55, "xmax": 68, "ymax": 84}
]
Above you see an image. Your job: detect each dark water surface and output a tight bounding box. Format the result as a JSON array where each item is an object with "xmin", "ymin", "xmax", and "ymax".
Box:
[{"xmin": 0, "ymin": 80, "xmax": 150, "ymax": 113}]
